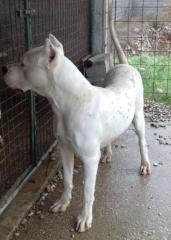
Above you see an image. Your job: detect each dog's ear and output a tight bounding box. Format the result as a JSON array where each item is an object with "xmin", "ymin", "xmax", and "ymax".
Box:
[
  {"xmin": 49, "ymin": 34, "xmax": 64, "ymax": 55},
  {"xmin": 45, "ymin": 38, "xmax": 57, "ymax": 70}
]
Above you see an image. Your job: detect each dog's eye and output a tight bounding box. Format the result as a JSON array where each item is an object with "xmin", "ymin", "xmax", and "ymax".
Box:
[{"xmin": 21, "ymin": 63, "xmax": 25, "ymax": 67}]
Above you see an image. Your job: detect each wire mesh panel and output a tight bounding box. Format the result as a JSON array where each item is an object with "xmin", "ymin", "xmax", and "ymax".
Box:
[
  {"xmin": 30, "ymin": 0, "xmax": 91, "ymax": 159},
  {"xmin": 0, "ymin": 0, "xmax": 31, "ymax": 202},
  {"xmin": 31, "ymin": 0, "xmax": 90, "ymax": 65},
  {"xmin": 106, "ymin": 0, "xmax": 171, "ymax": 103},
  {"xmin": 35, "ymin": 96, "xmax": 54, "ymax": 161},
  {"xmin": 0, "ymin": 0, "xmax": 90, "ymax": 209}
]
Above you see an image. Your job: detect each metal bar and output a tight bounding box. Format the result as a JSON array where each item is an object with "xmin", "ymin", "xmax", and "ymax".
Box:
[
  {"xmin": 23, "ymin": 0, "xmax": 37, "ymax": 164},
  {"xmin": 104, "ymin": 0, "xmax": 108, "ymax": 53},
  {"xmin": 90, "ymin": 0, "xmax": 96, "ymax": 55}
]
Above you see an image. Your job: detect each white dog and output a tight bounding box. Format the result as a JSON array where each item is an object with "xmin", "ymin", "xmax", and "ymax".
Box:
[{"xmin": 3, "ymin": 14, "xmax": 151, "ymax": 232}]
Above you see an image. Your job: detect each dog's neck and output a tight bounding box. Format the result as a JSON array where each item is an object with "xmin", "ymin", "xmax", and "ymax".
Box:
[{"xmin": 47, "ymin": 55, "xmax": 93, "ymax": 114}]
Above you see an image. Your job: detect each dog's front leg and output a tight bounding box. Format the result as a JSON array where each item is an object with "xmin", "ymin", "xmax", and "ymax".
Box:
[
  {"xmin": 76, "ymin": 151, "xmax": 100, "ymax": 232},
  {"xmin": 50, "ymin": 141, "xmax": 74, "ymax": 213}
]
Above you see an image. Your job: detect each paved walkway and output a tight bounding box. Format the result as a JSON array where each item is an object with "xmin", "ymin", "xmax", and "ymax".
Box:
[{"xmin": 13, "ymin": 122, "xmax": 171, "ymax": 240}]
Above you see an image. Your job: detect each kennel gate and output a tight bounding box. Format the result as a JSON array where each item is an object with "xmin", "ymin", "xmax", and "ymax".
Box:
[{"xmin": 0, "ymin": 0, "xmax": 90, "ymax": 213}]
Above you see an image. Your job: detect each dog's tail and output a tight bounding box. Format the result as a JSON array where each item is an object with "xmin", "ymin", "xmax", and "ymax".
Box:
[{"xmin": 109, "ymin": 6, "xmax": 128, "ymax": 64}]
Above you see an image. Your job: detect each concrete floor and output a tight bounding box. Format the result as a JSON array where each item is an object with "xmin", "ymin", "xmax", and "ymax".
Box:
[{"xmin": 13, "ymin": 122, "xmax": 171, "ymax": 240}]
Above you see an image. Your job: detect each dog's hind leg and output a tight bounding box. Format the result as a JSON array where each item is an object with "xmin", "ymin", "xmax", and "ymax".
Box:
[
  {"xmin": 133, "ymin": 109, "xmax": 151, "ymax": 175},
  {"xmin": 101, "ymin": 144, "xmax": 112, "ymax": 163},
  {"xmin": 76, "ymin": 150, "xmax": 100, "ymax": 232},
  {"xmin": 50, "ymin": 141, "xmax": 74, "ymax": 213}
]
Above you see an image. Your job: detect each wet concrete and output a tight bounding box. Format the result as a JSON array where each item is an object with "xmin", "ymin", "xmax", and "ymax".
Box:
[{"xmin": 13, "ymin": 122, "xmax": 171, "ymax": 240}]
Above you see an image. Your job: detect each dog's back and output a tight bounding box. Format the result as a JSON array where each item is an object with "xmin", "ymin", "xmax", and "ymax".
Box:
[{"xmin": 104, "ymin": 64, "xmax": 141, "ymax": 89}]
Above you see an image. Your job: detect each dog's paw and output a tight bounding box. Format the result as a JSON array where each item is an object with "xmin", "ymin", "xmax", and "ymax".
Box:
[
  {"xmin": 101, "ymin": 153, "xmax": 112, "ymax": 164},
  {"xmin": 76, "ymin": 213, "xmax": 92, "ymax": 232},
  {"xmin": 139, "ymin": 162, "xmax": 151, "ymax": 175},
  {"xmin": 101, "ymin": 154, "xmax": 112, "ymax": 164},
  {"xmin": 49, "ymin": 199, "xmax": 70, "ymax": 213}
]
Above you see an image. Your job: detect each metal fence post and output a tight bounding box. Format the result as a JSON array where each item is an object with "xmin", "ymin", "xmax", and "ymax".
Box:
[
  {"xmin": 22, "ymin": 0, "xmax": 37, "ymax": 164},
  {"xmin": 90, "ymin": 0, "xmax": 105, "ymax": 55}
]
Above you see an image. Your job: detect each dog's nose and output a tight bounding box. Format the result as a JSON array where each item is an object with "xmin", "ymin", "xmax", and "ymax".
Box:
[{"xmin": 2, "ymin": 66, "xmax": 8, "ymax": 76}]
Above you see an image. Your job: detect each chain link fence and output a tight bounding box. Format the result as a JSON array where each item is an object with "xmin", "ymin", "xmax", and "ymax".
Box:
[{"xmin": 0, "ymin": 0, "xmax": 90, "ymax": 212}]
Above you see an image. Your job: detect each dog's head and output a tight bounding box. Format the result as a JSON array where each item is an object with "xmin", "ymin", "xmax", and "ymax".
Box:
[{"xmin": 2, "ymin": 34, "xmax": 64, "ymax": 95}]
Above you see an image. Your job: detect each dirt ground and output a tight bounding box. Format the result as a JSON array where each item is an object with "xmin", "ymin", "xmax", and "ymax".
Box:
[{"xmin": 12, "ymin": 117, "xmax": 171, "ymax": 240}]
